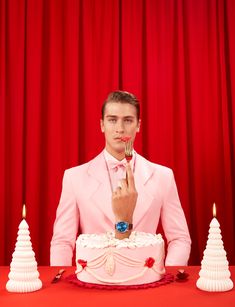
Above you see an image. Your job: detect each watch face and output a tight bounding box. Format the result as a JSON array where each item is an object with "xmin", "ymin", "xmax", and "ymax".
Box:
[{"xmin": 116, "ymin": 222, "xmax": 128, "ymax": 233}]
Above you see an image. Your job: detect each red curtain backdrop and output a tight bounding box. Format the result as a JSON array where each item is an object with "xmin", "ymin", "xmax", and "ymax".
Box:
[{"xmin": 0, "ymin": 0, "xmax": 235, "ymax": 265}]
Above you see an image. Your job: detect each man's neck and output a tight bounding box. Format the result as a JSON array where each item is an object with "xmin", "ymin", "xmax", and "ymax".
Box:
[{"xmin": 105, "ymin": 147, "xmax": 125, "ymax": 161}]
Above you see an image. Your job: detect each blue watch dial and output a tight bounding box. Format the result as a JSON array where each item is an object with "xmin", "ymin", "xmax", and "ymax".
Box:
[{"xmin": 115, "ymin": 222, "xmax": 129, "ymax": 233}]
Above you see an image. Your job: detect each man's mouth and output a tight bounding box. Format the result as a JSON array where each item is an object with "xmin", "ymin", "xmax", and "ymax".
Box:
[
  {"xmin": 120, "ymin": 136, "xmax": 131, "ymax": 142},
  {"xmin": 114, "ymin": 136, "xmax": 132, "ymax": 142}
]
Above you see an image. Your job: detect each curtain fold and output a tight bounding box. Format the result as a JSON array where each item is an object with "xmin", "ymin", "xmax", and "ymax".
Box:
[{"xmin": 0, "ymin": 0, "xmax": 235, "ymax": 265}]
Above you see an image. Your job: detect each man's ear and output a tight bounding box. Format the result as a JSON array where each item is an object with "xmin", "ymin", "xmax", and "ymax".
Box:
[
  {"xmin": 100, "ymin": 119, "xmax": 104, "ymax": 132},
  {"xmin": 136, "ymin": 119, "xmax": 141, "ymax": 132}
]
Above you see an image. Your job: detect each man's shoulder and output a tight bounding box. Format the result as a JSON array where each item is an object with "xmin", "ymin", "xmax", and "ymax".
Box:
[
  {"xmin": 64, "ymin": 152, "xmax": 103, "ymax": 176},
  {"xmin": 65, "ymin": 162, "xmax": 89, "ymax": 175}
]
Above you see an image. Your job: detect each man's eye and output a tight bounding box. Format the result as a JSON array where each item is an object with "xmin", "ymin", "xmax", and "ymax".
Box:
[
  {"xmin": 125, "ymin": 119, "xmax": 133, "ymax": 123},
  {"xmin": 109, "ymin": 118, "xmax": 116, "ymax": 123}
]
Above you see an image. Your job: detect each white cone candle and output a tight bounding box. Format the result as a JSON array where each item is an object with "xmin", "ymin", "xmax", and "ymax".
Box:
[
  {"xmin": 196, "ymin": 203, "xmax": 233, "ymax": 292},
  {"xmin": 6, "ymin": 205, "xmax": 42, "ymax": 292}
]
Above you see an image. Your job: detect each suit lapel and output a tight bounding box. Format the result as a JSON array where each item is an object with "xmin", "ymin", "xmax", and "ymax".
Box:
[
  {"xmin": 88, "ymin": 152, "xmax": 115, "ymax": 224},
  {"xmin": 133, "ymin": 154, "xmax": 154, "ymax": 227}
]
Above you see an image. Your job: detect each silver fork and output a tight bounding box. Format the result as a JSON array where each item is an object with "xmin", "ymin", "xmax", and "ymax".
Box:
[
  {"xmin": 125, "ymin": 139, "xmax": 133, "ymax": 162},
  {"xmin": 51, "ymin": 269, "xmax": 65, "ymax": 283}
]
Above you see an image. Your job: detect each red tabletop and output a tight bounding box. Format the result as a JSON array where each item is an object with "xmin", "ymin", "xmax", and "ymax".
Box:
[{"xmin": 0, "ymin": 266, "xmax": 234, "ymax": 307}]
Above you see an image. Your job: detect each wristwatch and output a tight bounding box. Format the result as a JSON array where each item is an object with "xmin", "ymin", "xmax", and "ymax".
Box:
[{"xmin": 115, "ymin": 221, "xmax": 133, "ymax": 233}]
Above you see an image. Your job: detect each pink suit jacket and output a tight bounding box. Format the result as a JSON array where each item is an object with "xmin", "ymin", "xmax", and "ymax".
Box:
[{"xmin": 50, "ymin": 151, "xmax": 191, "ymax": 266}]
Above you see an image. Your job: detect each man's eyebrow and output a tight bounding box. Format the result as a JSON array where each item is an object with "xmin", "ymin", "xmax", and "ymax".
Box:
[{"xmin": 105, "ymin": 115, "xmax": 135, "ymax": 118}]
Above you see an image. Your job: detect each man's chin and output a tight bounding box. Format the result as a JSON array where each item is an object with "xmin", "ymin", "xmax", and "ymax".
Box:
[
  {"xmin": 107, "ymin": 145, "xmax": 125, "ymax": 155},
  {"xmin": 114, "ymin": 144, "xmax": 125, "ymax": 152}
]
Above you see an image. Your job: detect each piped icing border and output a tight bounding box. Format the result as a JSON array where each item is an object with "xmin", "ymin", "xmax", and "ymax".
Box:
[{"xmin": 76, "ymin": 247, "xmax": 165, "ymax": 284}]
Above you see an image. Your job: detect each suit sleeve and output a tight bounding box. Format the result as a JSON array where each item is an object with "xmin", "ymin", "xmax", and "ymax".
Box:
[
  {"xmin": 161, "ymin": 170, "xmax": 191, "ymax": 266},
  {"xmin": 50, "ymin": 170, "xmax": 79, "ymax": 266}
]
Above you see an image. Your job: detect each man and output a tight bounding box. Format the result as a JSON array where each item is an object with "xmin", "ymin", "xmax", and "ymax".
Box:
[{"xmin": 50, "ymin": 91, "xmax": 191, "ymax": 266}]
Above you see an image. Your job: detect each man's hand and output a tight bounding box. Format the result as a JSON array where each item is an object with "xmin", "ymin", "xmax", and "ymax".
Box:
[{"xmin": 112, "ymin": 163, "xmax": 138, "ymax": 239}]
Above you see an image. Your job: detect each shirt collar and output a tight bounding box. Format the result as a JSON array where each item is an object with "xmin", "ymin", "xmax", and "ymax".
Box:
[{"xmin": 103, "ymin": 149, "xmax": 136, "ymax": 168}]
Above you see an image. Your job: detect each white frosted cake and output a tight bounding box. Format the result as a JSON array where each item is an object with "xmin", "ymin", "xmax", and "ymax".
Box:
[{"xmin": 75, "ymin": 231, "xmax": 165, "ymax": 285}]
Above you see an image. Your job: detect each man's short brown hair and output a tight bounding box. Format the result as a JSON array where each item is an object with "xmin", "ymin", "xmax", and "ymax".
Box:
[{"xmin": 101, "ymin": 91, "xmax": 140, "ymax": 120}]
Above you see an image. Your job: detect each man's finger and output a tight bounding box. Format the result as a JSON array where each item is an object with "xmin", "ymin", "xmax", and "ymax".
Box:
[
  {"xmin": 119, "ymin": 179, "xmax": 128, "ymax": 190},
  {"xmin": 113, "ymin": 186, "xmax": 121, "ymax": 197},
  {"xmin": 125, "ymin": 163, "xmax": 136, "ymax": 189}
]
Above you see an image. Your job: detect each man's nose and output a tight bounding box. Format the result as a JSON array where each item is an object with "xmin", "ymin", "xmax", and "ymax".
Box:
[{"xmin": 115, "ymin": 120, "xmax": 124, "ymax": 133}]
